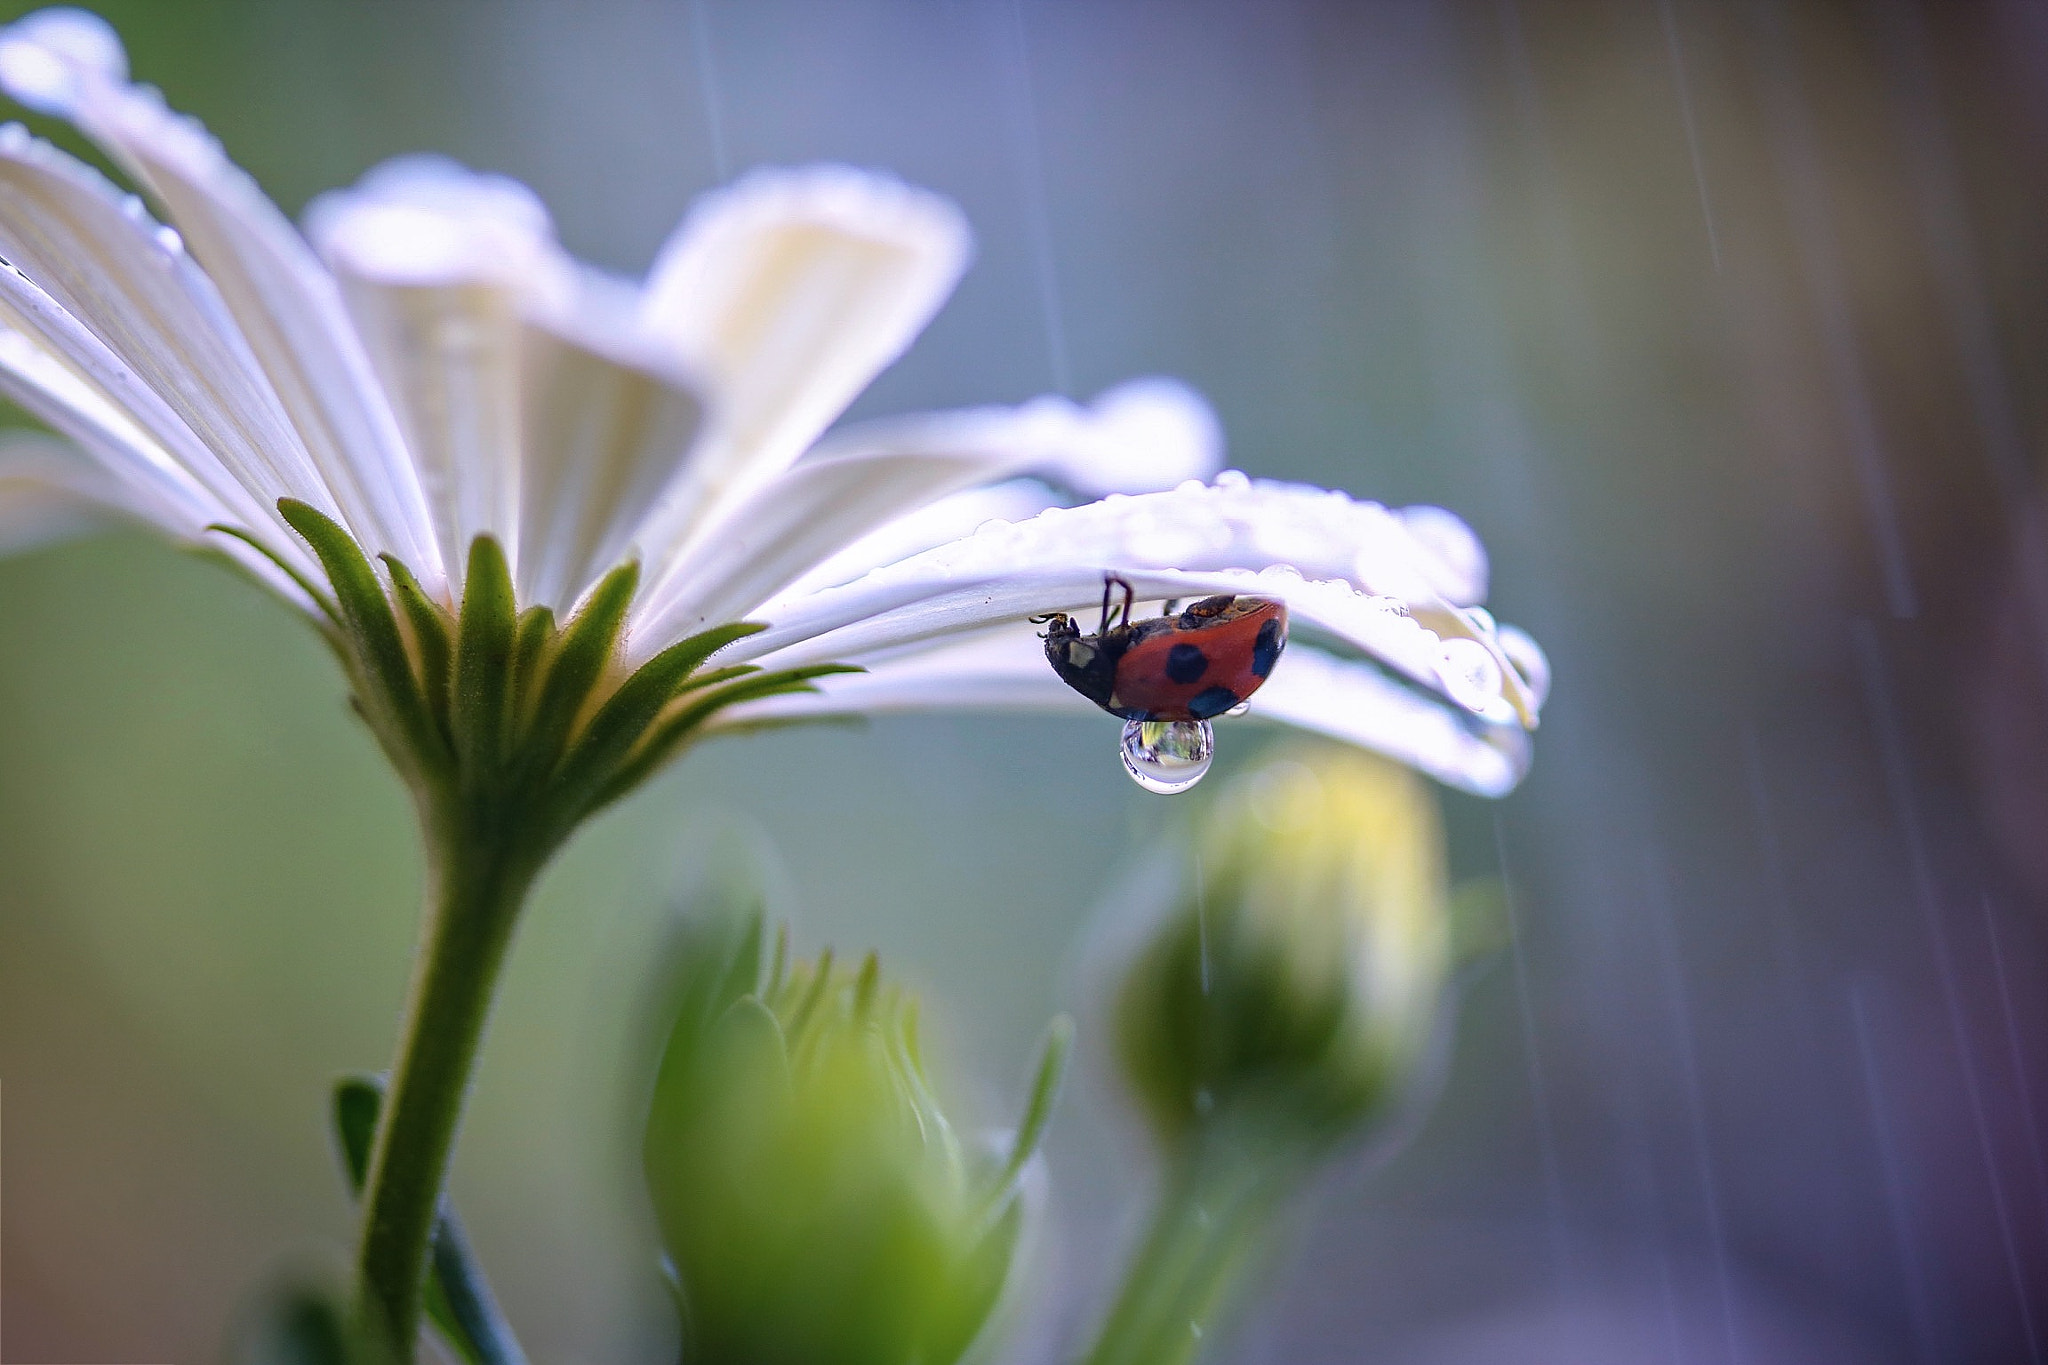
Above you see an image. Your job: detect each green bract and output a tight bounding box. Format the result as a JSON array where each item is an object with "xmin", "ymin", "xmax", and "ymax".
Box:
[
  {"xmin": 644, "ymin": 913, "xmax": 1068, "ymax": 1365},
  {"xmin": 261, "ymin": 502, "xmax": 855, "ymax": 857},
  {"xmin": 1116, "ymin": 745, "xmax": 1455, "ymax": 1153}
]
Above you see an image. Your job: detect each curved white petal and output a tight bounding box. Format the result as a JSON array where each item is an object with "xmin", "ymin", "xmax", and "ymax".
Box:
[
  {"xmin": 0, "ymin": 12, "xmax": 442, "ymax": 579},
  {"xmin": 771, "ymin": 478, "xmax": 1063, "ymax": 606},
  {"xmin": 0, "ymin": 126, "xmax": 337, "ymax": 528},
  {"xmin": 0, "ymin": 260, "xmax": 282, "ymax": 539},
  {"xmin": 517, "ymin": 313, "xmax": 705, "ymax": 612},
  {"xmin": 630, "ymin": 165, "xmax": 971, "ymax": 579},
  {"xmin": 632, "ymin": 445, "xmax": 1039, "ymax": 645},
  {"xmin": 306, "ymin": 158, "xmax": 567, "ymax": 582},
  {"xmin": 1029, "ymin": 378, "xmax": 1224, "ymax": 497},
  {"xmin": 1392, "ymin": 503, "xmax": 1488, "ymax": 607},
  {"xmin": 713, "ymin": 629, "xmax": 1532, "ymax": 797},
  {"xmin": 0, "ymin": 428, "xmax": 132, "ymax": 550},
  {"xmin": 719, "ymin": 480, "xmax": 1539, "ymax": 725},
  {"xmin": 636, "ymin": 385, "xmax": 1238, "ymax": 644},
  {"xmin": 0, "ymin": 426, "xmax": 313, "ymax": 605}
]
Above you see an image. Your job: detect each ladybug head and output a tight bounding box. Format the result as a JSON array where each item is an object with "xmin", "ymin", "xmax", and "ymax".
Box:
[{"xmin": 1036, "ymin": 612, "xmax": 1118, "ymax": 710}]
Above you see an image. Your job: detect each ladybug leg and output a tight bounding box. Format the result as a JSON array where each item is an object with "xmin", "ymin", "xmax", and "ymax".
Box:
[
  {"xmin": 1161, "ymin": 599, "xmax": 1180, "ymax": 617},
  {"xmin": 1098, "ymin": 575, "xmax": 1137, "ymax": 632}
]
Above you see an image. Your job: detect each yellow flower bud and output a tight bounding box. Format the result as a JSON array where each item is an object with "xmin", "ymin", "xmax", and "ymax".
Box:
[{"xmin": 1115, "ymin": 744, "xmax": 1454, "ymax": 1151}]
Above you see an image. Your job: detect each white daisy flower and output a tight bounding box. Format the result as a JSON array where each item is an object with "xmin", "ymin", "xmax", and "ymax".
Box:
[{"xmin": 0, "ymin": 7, "xmax": 1544, "ymax": 807}]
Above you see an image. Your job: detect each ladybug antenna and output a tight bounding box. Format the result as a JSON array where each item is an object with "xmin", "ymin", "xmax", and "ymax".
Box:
[{"xmin": 1031, "ymin": 611, "xmax": 1075, "ymax": 640}]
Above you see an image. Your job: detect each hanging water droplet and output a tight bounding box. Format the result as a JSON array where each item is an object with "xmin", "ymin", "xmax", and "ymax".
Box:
[
  {"xmin": 1120, "ymin": 718, "xmax": 1214, "ymax": 794},
  {"xmin": 1224, "ymin": 699, "xmax": 1251, "ymax": 717},
  {"xmin": 1435, "ymin": 637, "xmax": 1504, "ymax": 712}
]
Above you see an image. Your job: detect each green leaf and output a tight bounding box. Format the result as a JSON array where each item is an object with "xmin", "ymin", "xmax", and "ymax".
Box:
[
  {"xmin": 519, "ymin": 560, "xmax": 637, "ymax": 779},
  {"xmin": 277, "ymin": 500, "xmax": 444, "ymax": 775},
  {"xmin": 332, "ymin": 1072, "xmax": 383, "ymax": 1190},
  {"xmin": 451, "ymin": 536, "xmax": 518, "ymax": 778},
  {"xmin": 229, "ymin": 1268, "xmax": 387, "ymax": 1365},
  {"xmin": 380, "ymin": 555, "xmax": 453, "ymax": 738},
  {"xmin": 327, "ymin": 1075, "xmax": 528, "ymax": 1365}
]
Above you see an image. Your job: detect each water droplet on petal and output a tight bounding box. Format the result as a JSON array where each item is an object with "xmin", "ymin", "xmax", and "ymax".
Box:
[
  {"xmin": 1120, "ymin": 718, "xmax": 1214, "ymax": 794},
  {"xmin": 1213, "ymin": 468, "xmax": 1251, "ymax": 491},
  {"xmin": 1436, "ymin": 637, "xmax": 1504, "ymax": 712},
  {"xmin": 153, "ymin": 224, "xmax": 183, "ymax": 256}
]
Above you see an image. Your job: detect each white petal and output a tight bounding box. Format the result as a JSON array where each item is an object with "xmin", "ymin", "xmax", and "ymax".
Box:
[
  {"xmin": 0, "ymin": 428, "xmax": 129, "ymax": 551},
  {"xmin": 516, "ymin": 314, "xmax": 705, "ymax": 612},
  {"xmin": 718, "ymin": 480, "xmax": 1539, "ymax": 724},
  {"xmin": 1030, "ymin": 378, "xmax": 1224, "ymax": 497},
  {"xmin": 636, "ymin": 384, "xmax": 1235, "ymax": 642},
  {"xmin": 630, "ymin": 165, "xmax": 970, "ymax": 575},
  {"xmin": 0, "ymin": 260, "xmax": 279, "ymax": 537},
  {"xmin": 770, "ymin": 478, "xmax": 1063, "ymax": 605},
  {"xmin": 634, "ymin": 397, "xmax": 1125, "ymax": 640},
  {"xmin": 308, "ymin": 160, "xmax": 550, "ymax": 582},
  {"xmin": 713, "ymin": 629, "xmax": 1532, "ymax": 797},
  {"xmin": 304, "ymin": 156, "xmax": 565, "ymax": 294},
  {"xmin": 0, "ymin": 126, "xmax": 335, "ymax": 529},
  {"xmin": 1392, "ymin": 503, "xmax": 1489, "ymax": 607},
  {"xmin": 0, "ymin": 20, "xmax": 442, "ymax": 578}
]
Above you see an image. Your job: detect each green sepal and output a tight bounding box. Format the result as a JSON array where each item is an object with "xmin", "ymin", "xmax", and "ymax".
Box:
[
  {"xmin": 277, "ymin": 500, "xmax": 444, "ymax": 778},
  {"xmin": 545, "ymin": 620, "xmax": 766, "ymax": 814},
  {"xmin": 508, "ymin": 606, "xmax": 556, "ymax": 733},
  {"xmin": 990, "ymin": 1014, "xmax": 1073, "ymax": 1204},
  {"xmin": 205, "ymin": 523, "xmax": 344, "ymax": 632},
  {"xmin": 923, "ymin": 1196, "xmax": 1024, "ymax": 1365},
  {"xmin": 670, "ymin": 663, "xmax": 760, "ymax": 694},
  {"xmin": 451, "ymin": 537, "xmax": 518, "ymax": 779},
  {"xmin": 329, "ymin": 1075, "xmax": 527, "ymax": 1365},
  {"xmin": 380, "ymin": 555, "xmax": 454, "ymax": 740},
  {"xmin": 593, "ymin": 664, "xmax": 862, "ymax": 809},
  {"xmin": 518, "ymin": 560, "xmax": 638, "ymax": 779}
]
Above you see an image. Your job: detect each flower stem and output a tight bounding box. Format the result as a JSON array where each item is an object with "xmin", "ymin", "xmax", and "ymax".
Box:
[
  {"xmin": 1083, "ymin": 1141, "xmax": 1295, "ymax": 1365},
  {"xmin": 353, "ymin": 822, "xmax": 539, "ymax": 1360}
]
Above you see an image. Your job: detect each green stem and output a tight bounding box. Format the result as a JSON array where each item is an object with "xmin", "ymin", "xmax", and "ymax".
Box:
[
  {"xmin": 1083, "ymin": 1143, "xmax": 1296, "ymax": 1365},
  {"xmin": 353, "ymin": 821, "xmax": 539, "ymax": 1360}
]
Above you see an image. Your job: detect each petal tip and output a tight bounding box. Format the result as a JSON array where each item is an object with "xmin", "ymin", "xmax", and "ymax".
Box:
[{"xmin": 0, "ymin": 8, "xmax": 125, "ymax": 116}]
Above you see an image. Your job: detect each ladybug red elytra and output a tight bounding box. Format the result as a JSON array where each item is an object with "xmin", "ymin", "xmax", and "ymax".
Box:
[{"xmin": 1036, "ymin": 577, "xmax": 1288, "ymax": 722}]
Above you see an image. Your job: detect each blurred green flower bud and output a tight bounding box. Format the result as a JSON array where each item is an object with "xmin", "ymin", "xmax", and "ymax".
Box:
[
  {"xmin": 1115, "ymin": 744, "xmax": 1455, "ymax": 1152},
  {"xmin": 643, "ymin": 912, "xmax": 1070, "ymax": 1365}
]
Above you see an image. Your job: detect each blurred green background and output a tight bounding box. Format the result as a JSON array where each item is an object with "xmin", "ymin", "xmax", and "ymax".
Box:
[{"xmin": 5, "ymin": 1, "xmax": 2048, "ymax": 1361}]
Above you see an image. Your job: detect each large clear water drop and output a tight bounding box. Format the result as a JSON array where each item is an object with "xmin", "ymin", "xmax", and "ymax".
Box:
[{"xmin": 1120, "ymin": 718, "xmax": 1215, "ymax": 794}]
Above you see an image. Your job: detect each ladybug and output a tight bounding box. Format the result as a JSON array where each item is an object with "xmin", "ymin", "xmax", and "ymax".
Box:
[{"xmin": 1037, "ymin": 577, "xmax": 1288, "ymax": 722}]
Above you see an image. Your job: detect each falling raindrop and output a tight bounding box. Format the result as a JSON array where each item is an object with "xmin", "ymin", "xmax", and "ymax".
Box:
[{"xmin": 1120, "ymin": 718, "xmax": 1214, "ymax": 793}]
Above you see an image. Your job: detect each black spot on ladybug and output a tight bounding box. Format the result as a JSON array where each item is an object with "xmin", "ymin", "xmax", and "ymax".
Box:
[
  {"xmin": 1252, "ymin": 617, "xmax": 1283, "ymax": 678},
  {"xmin": 1188, "ymin": 686, "xmax": 1240, "ymax": 719},
  {"xmin": 1166, "ymin": 642, "xmax": 1209, "ymax": 684}
]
